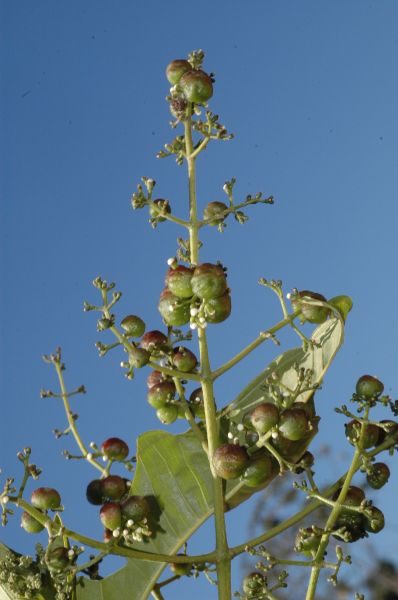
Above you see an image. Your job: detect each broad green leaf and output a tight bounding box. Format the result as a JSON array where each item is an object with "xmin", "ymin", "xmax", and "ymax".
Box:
[{"xmin": 75, "ymin": 317, "xmax": 344, "ymax": 600}]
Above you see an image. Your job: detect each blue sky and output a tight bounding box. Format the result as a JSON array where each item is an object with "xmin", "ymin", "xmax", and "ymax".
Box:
[{"xmin": 1, "ymin": 1, "xmax": 398, "ymax": 598}]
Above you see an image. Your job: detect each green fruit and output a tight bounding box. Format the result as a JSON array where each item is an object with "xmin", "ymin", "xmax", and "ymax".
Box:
[
  {"xmin": 291, "ymin": 290, "xmax": 330, "ymax": 324},
  {"xmin": 100, "ymin": 502, "xmax": 122, "ymax": 531},
  {"xmin": 191, "ymin": 264, "xmax": 227, "ymax": 300},
  {"xmin": 165, "ymin": 265, "xmax": 194, "ymax": 299},
  {"xmin": 364, "ymin": 506, "xmax": 385, "ymax": 533},
  {"xmin": 203, "ymin": 201, "xmax": 228, "ymax": 226},
  {"xmin": 203, "ymin": 292, "xmax": 231, "ymax": 323},
  {"xmin": 156, "ymin": 404, "xmax": 178, "ymax": 424},
  {"xmin": 212, "ymin": 444, "xmax": 249, "ymax": 480},
  {"xmin": 147, "ymin": 381, "xmax": 176, "ymax": 408},
  {"xmin": 120, "ymin": 315, "xmax": 145, "ymax": 337},
  {"xmin": 241, "ymin": 453, "xmax": 273, "ymax": 487},
  {"xmin": 101, "ymin": 437, "xmax": 129, "ymax": 461},
  {"xmin": 172, "ymin": 346, "xmax": 198, "ymax": 372},
  {"xmin": 149, "ymin": 199, "xmax": 171, "ymax": 222},
  {"xmin": 129, "ymin": 347, "xmax": 150, "ymax": 368},
  {"xmin": 166, "ymin": 59, "xmax": 193, "ymax": 85},
  {"xmin": 366, "ymin": 463, "xmax": 390, "ymax": 489},
  {"xmin": 170, "ymin": 557, "xmax": 191, "ymax": 576},
  {"xmin": 345, "ymin": 420, "xmax": 380, "ymax": 449},
  {"xmin": 242, "ymin": 572, "xmax": 267, "ymax": 595},
  {"xmin": 179, "ymin": 69, "xmax": 213, "ymax": 104},
  {"xmin": 189, "ymin": 387, "xmax": 205, "ymax": 419},
  {"xmin": 279, "ymin": 407, "xmax": 310, "ymax": 441},
  {"xmin": 158, "ymin": 289, "xmax": 190, "ymax": 326},
  {"xmin": 45, "ymin": 547, "xmax": 70, "ymax": 571},
  {"xmin": 328, "ymin": 295, "xmax": 353, "ymax": 322},
  {"xmin": 295, "ymin": 527, "xmax": 322, "ymax": 557},
  {"xmin": 141, "ymin": 330, "xmax": 169, "ymax": 353},
  {"xmin": 333, "ymin": 486, "xmax": 366, "ymax": 533},
  {"xmin": 294, "ymin": 451, "xmax": 315, "ymax": 473},
  {"xmin": 250, "ymin": 403, "xmax": 280, "ymax": 434},
  {"xmin": 377, "ymin": 420, "xmax": 398, "ymax": 444},
  {"xmin": 147, "ymin": 370, "xmax": 166, "ymax": 389},
  {"xmin": 356, "ymin": 374, "xmax": 384, "ymax": 398},
  {"xmin": 101, "ymin": 476, "xmax": 126, "ymax": 501},
  {"xmin": 271, "ymin": 434, "xmax": 302, "ymax": 459},
  {"xmin": 86, "ymin": 480, "xmax": 104, "ymax": 505},
  {"xmin": 121, "ymin": 496, "xmax": 150, "ymax": 522},
  {"xmin": 31, "ymin": 487, "xmax": 61, "ymax": 511},
  {"xmin": 21, "ymin": 511, "xmax": 45, "ymax": 533}
]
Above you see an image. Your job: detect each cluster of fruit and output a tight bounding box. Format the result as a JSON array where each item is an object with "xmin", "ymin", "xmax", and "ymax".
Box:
[
  {"xmin": 21, "ymin": 487, "xmax": 61, "ymax": 534},
  {"xmin": 166, "ymin": 58, "xmax": 213, "ymax": 105}
]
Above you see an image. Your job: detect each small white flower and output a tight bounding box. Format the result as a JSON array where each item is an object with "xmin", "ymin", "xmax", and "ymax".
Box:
[
  {"xmin": 127, "ymin": 519, "xmax": 134, "ymax": 527},
  {"xmin": 86, "ymin": 453, "xmax": 93, "ymax": 460},
  {"xmin": 227, "ymin": 432, "xmax": 234, "ymax": 439},
  {"xmin": 123, "ymin": 529, "xmax": 129, "ymax": 537},
  {"xmin": 169, "ymin": 305, "xmax": 174, "ymax": 312},
  {"xmin": 113, "ymin": 529, "xmax": 120, "ymax": 538},
  {"xmin": 167, "ymin": 257, "xmax": 175, "ymax": 266},
  {"xmin": 190, "ymin": 322, "xmax": 197, "ymax": 330},
  {"xmin": 286, "ymin": 292, "xmax": 291, "ymax": 300},
  {"xmin": 237, "ymin": 424, "xmax": 244, "ymax": 432},
  {"xmin": 1, "ymin": 495, "xmax": 9, "ymax": 505},
  {"xmin": 271, "ymin": 431, "xmax": 279, "ymax": 439},
  {"xmin": 190, "ymin": 307, "xmax": 198, "ymax": 317},
  {"xmin": 68, "ymin": 549, "xmax": 75, "ymax": 558},
  {"xmin": 199, "ymin": 317, "xmax": 206, "ymax": 324}
]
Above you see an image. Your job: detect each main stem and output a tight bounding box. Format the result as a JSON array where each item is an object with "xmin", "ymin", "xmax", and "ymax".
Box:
[{"xmin": 184, "ymin": 110, "xmax": 231, "ymax": 599}]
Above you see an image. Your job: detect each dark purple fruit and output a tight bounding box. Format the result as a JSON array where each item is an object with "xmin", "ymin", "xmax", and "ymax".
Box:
[
  {"xmin": 166, "ymin": 59, "xmax": 193, "ymax": 85},
  {"xmin": 366, "ymin": 463, "xmax": 390, "ymax": 489},
  {"xmin": 250, "ymin": 403, "xmax": 280, "ymax": 435},
  {"xmin": 212, "ymin": 444, "xmax": 249, "ymax": 480},
  {"xmin": 242, "ymin": 572, "xmax": 267, "ymax": 595},
  {"xmin": 203, "ymin": 201, "xmax": 228, "ymax": 226},
  {"xmin": 279, "ymin": 407, "xmax": 310, "ymax": 441},
  {"xmin": 172, "ymin": 346, "xmax": 197, "ymax": 372},
  {"xmin": 356, "ymin": 375, "xmax": 384, "ymax": 398},
  {"xmin": 147, "ymin": 381, "xmax": 176, "ymax": 408},
  {"xmin": 241, "ymin": 453, "xmax": 273, "ymax": 487},
  {"xmin": 45, "ymin": 547, "xmax": 69, "ymax": 571},
  {"xmin": 100, "ymin": 502, "xmax": 122, "ymax": 531},
  {"xmin": 141, "ymin": 330, "xmax": 169, "ymax": 353},
  {"xmin": 345, "ymin": 420, "xmax": 380, "ymax": 449},
  {"xmin": 149, "ymin": 199, "xmax": 171, "ymax": 222},
  {"xmin": 86, "ymin": 480, "xmax": 104, "ymax": 505},
  {"xmin": 101, "ymin": 475, "xmax": 126, "ymax": 501},
  {"xmin": 291, "ymin": 290, "xmax": 330, "ymax": 324},
  {"xmin": 120, "ymin": 315, "xmax": 145, "ymax": 337},
  {"xmin": 179, "ymin": 69, "xmax": 213, "ymax": 104},
  {"xmin": 121, "ymin": 496, "xmax": 150, "ymax": 522},
  {"xmin": 21, "ymin": 511, "xmax": 44, "ymax": 533},
  {"xmin": 364, "ymin": 506, "xmax": 385, "ymax": 533},
  {"xmin": 101, "ymin": 438, "xmax": 129, "ymax": 461},
  {"xmin": 158, "ymin": 289, "xmax": 190, "ymax": 326},
  {"xmin": 147, "ymin": 370, "xmax": 166, "ymax": 389},
  {"xmin": 165, "ymin": 265, "xmax": 194, "ymax": 299},
  {"xmin": 31, "ymin": 487, "xmax": 61, "ymax": 511},
  {"xmin": 191, "ymin": 264, "xmax": 227, "ymax": 300},
  {"xmin": 203, "ymin": 292, "xmax": 231, "ymax": 323},
  {"xmin": 156, "ymin": 404, "xmax": 178, "ymax": 424}
]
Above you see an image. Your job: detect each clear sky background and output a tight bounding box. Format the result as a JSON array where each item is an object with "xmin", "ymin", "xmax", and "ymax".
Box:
[{"xmin": 1, "ymin": 1, "xmax": 398, "ymax": 598}]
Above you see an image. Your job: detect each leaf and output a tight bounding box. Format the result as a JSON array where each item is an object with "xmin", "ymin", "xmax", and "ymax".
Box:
[{"xmin": 75, "ymin": 317, "xmax": 344, "ymax": 600}]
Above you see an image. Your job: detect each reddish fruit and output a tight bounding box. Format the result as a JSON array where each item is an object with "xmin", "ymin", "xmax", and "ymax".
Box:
[
  {"xmin": 279, "ymin": 407, "xmax": 310, "ymax": 441},
  {"xmin": 120, "ymin": 315, "xmax": 145, "ymax": 337},
  {"xmin": 147, "ymin": 370, "xmax": 166, "ymax": 389},
  {"xmin": 141, "ymin": 330, "xmax": 169, "ymax": 353},
  {"xmin": 100, "ymin": 502, "xmax": 122, "ymax": 531},
  {"xmin": 250, "ymin": 403, "xmax": 280, "ymax": 434},
  {"xmin": 31, "ymin": 487, "xmax": 61, "ymax": 511},
  {"xmin": 166, "ymin": 59, "xmax": 193, "ymax": 85},
  {"xmin": 86, "ymin": 480, "xmax": 104, "ymax": 505},
  {"xmin": 172, "ymin": 346, "xmax": 198, "ymax": 372},
  {"xmin": 165, "ymin": 265, "xmax": 194, "ymax": 299},
  {"xmin": 180, "ymin": 69, "xmax": 213, "ymax": 104},
  {"xmin": 21, "ymin": 511, "xmax": 44, "ymax": 533},
  {"xmin": 203, "ymin": 201, "xmax": 228, "ymax": 226},
  {"xmin": 158, "ymin": 289, "xmax": 191, "ymax": 326},
  {"xmin": 101, "ymin": 475, "xmax": 126, "ymax": 501},
  {"xmin": 291, "ymin": 290, "xmax": 330, "ymax": 324},
  {"xmin": 191, "ymin": 264, "xmax": 227, "ymax": 300},
  {"xmin": 212, "ymin": 444, "xmax": 249, "ymax": 480},
  {"xmin": 101, "ymin": 438, "xmax": 129, "ymax": 461},
  {"xmin": 203, "ymin": 292, "xmax": 231, "ymax": 323},
  {"xmin": 147, "ymin": 381, "xmax": 176, "ymax": 408},
  {"xmin": 356, "ymin": 375, "xmax": 384, "ymax": 398},
  {"xmin": 121, "ymin": 496, "xmax": 150, "ymax": 522}
]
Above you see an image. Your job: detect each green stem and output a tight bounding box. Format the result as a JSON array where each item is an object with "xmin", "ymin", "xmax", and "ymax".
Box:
[
  {"xmin": 147, "ymin": 199, "xmax": 189, "ymax": 228},
  {"xmin": 173, "ymin": 377, "xmax": 208, "ymax": 453}
]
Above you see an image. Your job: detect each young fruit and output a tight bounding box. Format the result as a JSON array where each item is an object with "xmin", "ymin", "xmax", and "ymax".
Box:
[
  {"xmin": 86, "ymin": 479, "xmax": 104, "ymax": 505},
  {"xmin": 121, "ymin": 496, "xmax": 150, "ymax": 522},
  {"xmin": 355, "ymin": 374, "xmax": 384, "ymax": 398},
  {"xmin": 120, "ymin": 315, "xmax": 145, "ymax": 337},
  {"xmin": 129, "ymin": 347, "xmax": 150, "ymax": 368},
  {"xmin": 203, "ymin": 292, "xmax": 231, "ymax": 323},
  {"xmin": 45, "ymin": 547, "xmax": 70, "ymax": 571},
  {"xmin": 101, "ymin": 475, "xmax": 127, "ymax": 501},
  {"xmin": 147, "ymin": 381, "xmax": 176, "ymax": 408},
  {"xmin": 179, "ymin": 69, "xmax": 213, "ymax": 104},
  {"xmin": 364, "ymin": 506, "xmax": 385, "ymax": 533},
  {"xmin": 100, "ymin": 502, "xmax": 122, "ymax": 531},
  {"xmin": 166, "ymin": 59, "xmax": 193, "ymax": 85},
  {"xmin": 212, "ymin": 444, "xmax": 249, "ymax": 480},
  {"xmin": 170, "ymin": 557, "xmax": 192, "ymax": 576},
  {"xmin": 31, "ymin": 487, "xmax": 61, "ymax": 511},
  {"xmin": 278, "ymin": 407, "xmax": 310, "ymax": 441},
  {"xmin": 334, "ymin": 486, "xmax": 366, "ymax": 533},
  {"xmin": 377, "ymin": 419, "xmax": 398, "ymax": 444},
  {"xmin": 241, "ymin": 453, "xmax": 273, "ymax": 487},
  {"xmin": 291, "ymin": 290, "xmax": 330, "ymax": 324},
  {"xmin": 101, "ymin": 437, "xmax": 129, "ymax": 461},
  {"xmin": 191, "ymin": 264, "xmax": 227, "ymax": 300},
  {"xmin": 21, "ymin": 511, "xmax": 45, "ymax": 533},
  {"xmin": 242, "ymin": 572, "xmax": 267, "ymax": 595},
  {"xmin": 345, "ymin": 420, "xmax": 380, "ymax": 449},
  {"xmin": 103, "ymin": 528, "xmax": 113, "ymax": 543},
  {"xmin": 328, "ymin": 295, "xmax": 353, "ymax": 322},
  {"xmin": 189, "ymin": 387, "xmax": 205, "ymax": 419},
  {"xmin": 203, "ymin": 201, "xmax": 228, "ymax": 226},
  {"xmin": 147, "ymin": 370, "xmax": 166, "ymax": 389},
  {"xmin": 172, "ymin": 346, "xmax": 198, "ymax": 372},
  {"xmin": 366, "ymin": 462, "xmax": 390, "ymax": 489},
  {"xmin": 295, "ymin": 527, "xmax": 322, "ymax": 557},
  {"xmin": 165, "ymin": 265, "xmax": 194, "ymax": 299},
  {"xmin": 149, "ymin": 198, "xmax": 171, "ymax": 222},
  {"xmin": 156, "ymin": 404, "xmax": 178, "ymax": 424},
  {"xmin": 249, "ymin": 403, "xmax": 280, "ymax": 435},
  {"xmin": 140, "ymin": 330, "xmax": 169, "ymax": 353},
  {"xmin": 158, "ymin": 289, "xmax": 190, "ymax": 326}
]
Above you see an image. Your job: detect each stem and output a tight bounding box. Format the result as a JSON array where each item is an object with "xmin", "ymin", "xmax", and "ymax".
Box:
[
  {"xmin": 184, "ymin": 107, "xmax": 231, "ymax": 599},
  {"xmin": 147, "ymin": 199, "xmax": 189, "ymax": 228},
  {"xmin": 173, "ymin": 377, "xmax": 208, "ymax": 453}
]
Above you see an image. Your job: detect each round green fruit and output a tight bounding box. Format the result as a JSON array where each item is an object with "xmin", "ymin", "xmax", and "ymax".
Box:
[
  {"xmin": 170, "ymin": 556, "xmax": 191, "ymax": 576},
  {"xmin": 203, "ymin": 292, "xmax": 231, "ymax": 323},
  {"xmin": 101, "ymin": 437, "xmax": 129, "ymax": 461},
  {"xmin": 158, "ymin": 289, "xmax": 190, "ymax": 326},
  {"xmin": 120, "ymin": 315, "xmax": 145, "ymax": 337},
  {"xmin": 141, "ymin": 330, "xmax": 169, "ymax": 353},
  {"xmin": 377, "ymin": 420, "xmax": 398, "ymax": 444},
  {"xmin": 189, "ymin": 387, "xmax": 205, "ymax": 419},
  {"xmin": 356, "ymin": 374, "xmax": 384, "ymax": 398},
  {"xmin": 149, "ymin": 199, "xmax": 171, "ymax": 222},
  {"xmin": 279, "ymin": 407, "xmax": 310, "ymax": 441},
  {"xmin": 203, "ymin": 201, "xmax": 228, "ymax": 226},
  {"xmin": 100, "ymin": 502, "xmax": 122, "ymax": 531},
  {"xmin": 242, "ymin": 572, "xmax": 267, "ymax": 595},
  {"xmin": 31, "ymin": 487, "xmax": 61, "ymax": 511},
  {"xmin": 367, "ymin": 463, "xmax": 390, "ymax": 489},
  {"xmin": 166, "ymin": 59, "xmax": 193, "ymax": 85},
  {"xmin": 172, "ymin": 346, "xmax": 198, "ymax": 372},
  {"xmin": 101, "ymin": 475, "xmax": 126, "ymax": 502},
  {"xmin": 147, "ymin": 381, "xmax": 176, "ymax": 408},
  {"xmin": 328, "ymin": 295, "xmax": 353, "ymax": 322},
  {"xmin": 250, "ymin": 403, "xmax": 280, "ymax": 434},
  {"xmin": 121, "ymin": 495, "xmax": 150, "ymax": 522},
  {"xmin": 21, "ymin": 511, "xmax": 45, "ymax": 533},
  {"xmin": 191, "ymin": 264, "xmax": 227, "ymax": 300},
  {"xmin": 212, "ymin": 444, "xmax": 249, "ymax": 480},
  {"xmin": 156, "ymin": 404, "xmax": 178, "ymax": 424},
  {"xmin": 364, "ymin": 506, "xmax": 385, "ymax": 533},
  {"xmin": 179, "ymin": 69, "xmax": 213, "ymax": 104},
  {"xmin": 345, "ymin": 420, "xmax": 380, "ymax": 449},
  {"xmin": 129, "ymin": 347, "xmax": 150, "ymax": 369},
  {"xmin": 241, "ymin": 453, "xmax": 273, "ymax": 487},
  {"xmin": 291, "ymin": 290, "xmax": 330, "ymax": 324},
  {"xmin": 45, "ymin": 547, "xmax": 70, "ymax": 571},
  {"xmin": 165, "ymin": 265, "xmax": 194, "ymax": 299},
  {"xmin": 86, "ymin": 480, "xmax": 104, "ymax": 505}
]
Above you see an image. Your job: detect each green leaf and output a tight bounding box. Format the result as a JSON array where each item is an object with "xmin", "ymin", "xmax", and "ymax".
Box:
[{"xmin": 75, "ymin": 317, "xmax": 344, "ymax": 600}]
